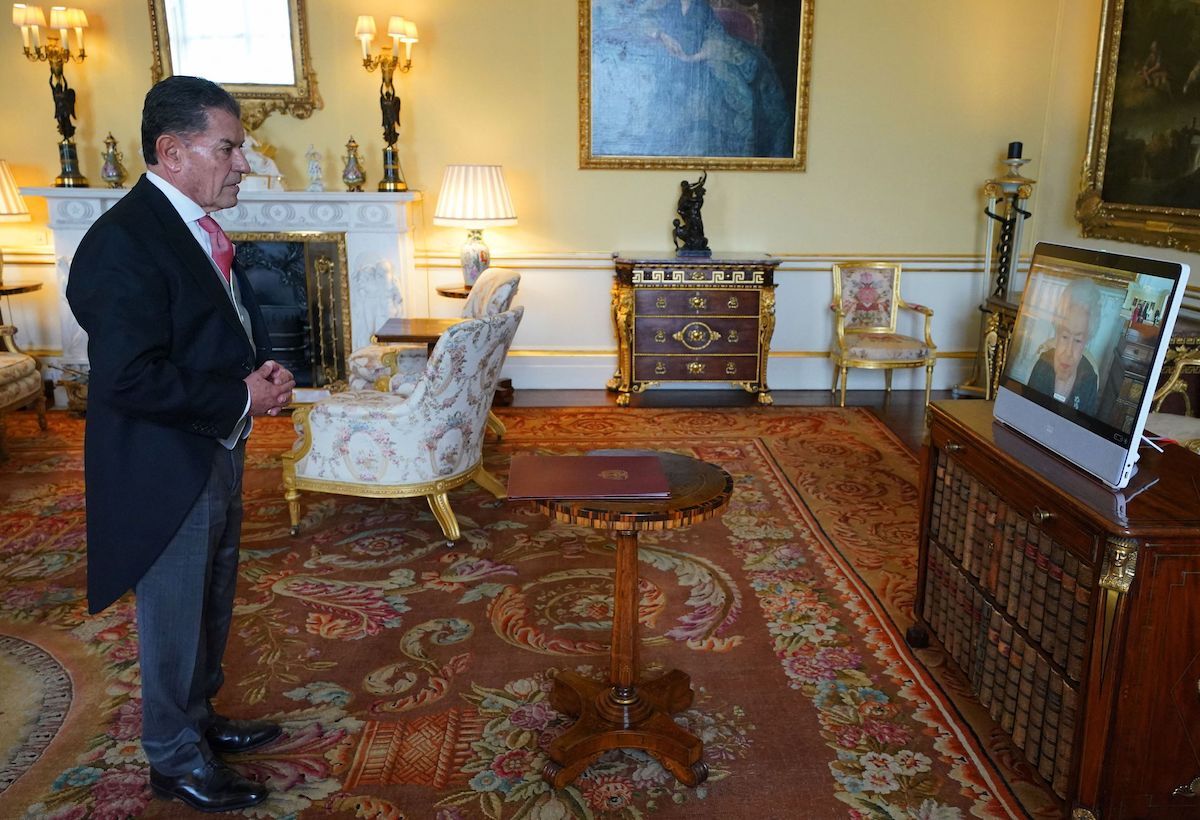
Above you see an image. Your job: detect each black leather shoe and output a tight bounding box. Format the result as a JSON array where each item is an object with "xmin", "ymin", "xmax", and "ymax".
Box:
[
  {"xmin": 150, "ymin": 759, "xmax": 268, "ymax": 812},
  {"xmin": 205, "ymin": 716, "xmax": 282, "ymax": 754}
]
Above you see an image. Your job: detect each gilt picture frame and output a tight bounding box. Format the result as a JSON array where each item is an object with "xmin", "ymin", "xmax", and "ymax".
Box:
[
  {"xmin": 1077, "ymin": 0, "xmax": 1200, "ymax": 251},
  {"xmin": 579, "ymin": 0, "xmax": 813, "ymax": 171}
]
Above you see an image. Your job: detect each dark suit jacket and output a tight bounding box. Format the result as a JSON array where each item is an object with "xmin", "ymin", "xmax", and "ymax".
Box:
[{"xmin": 66, "ymin": 175, "xmax": 272, "ymax": 613}]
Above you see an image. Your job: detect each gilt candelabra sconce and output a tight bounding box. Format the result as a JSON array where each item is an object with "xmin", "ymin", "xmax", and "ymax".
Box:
[
  {"xmin": 354, "ymin": 13, "xmax": 418, "ymax": 192},
  {"xmin": 12, "ymin": 3, "xmax": 90, "ymax": 187},
  {"xmin": 983, "ymin": 141, "xmax": 1036, "ymax": 302}
]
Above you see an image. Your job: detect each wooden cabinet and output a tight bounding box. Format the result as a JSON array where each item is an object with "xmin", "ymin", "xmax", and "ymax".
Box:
[
  {"xmin": 608, "ymin": 253, "xmax": 779, "ymax": 406},
  {"xmin": 912, "ymin": 401, "xmax": 1200, "ymax": 818}
]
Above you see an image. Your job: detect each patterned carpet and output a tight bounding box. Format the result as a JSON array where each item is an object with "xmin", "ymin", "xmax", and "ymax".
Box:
[{"xmin": 0, "ymin": 406, "xmax": 1056, "ymax": 818}]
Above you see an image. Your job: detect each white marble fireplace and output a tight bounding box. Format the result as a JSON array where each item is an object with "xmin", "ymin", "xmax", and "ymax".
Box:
[{"xmin": 22, "ymin": 186, "xmax": 421, "ymax": 374}]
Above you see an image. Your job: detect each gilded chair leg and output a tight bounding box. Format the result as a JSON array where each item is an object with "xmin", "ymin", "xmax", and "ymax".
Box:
[
  {"xmin": 486, "ymin": 410, "xmax": 506, "ymax": 439},
  {"xmin": 925, "ymin": 363, "xmax": 934, "ymax": 406},
  {"xmin": 427, "ymin": 492, "xmax": 461, "ymax": 542},
  {"xmin": 285, "ymin": 486, "xmax": 301, "ymax": 536},
  {"xmin": 830, "ymin": 363, "xmax": 839, "ymax": 394},
  {"xmin": 885, "ymin": 369, "xmax": 893, "ymax": 393},
  {"xmin": 473, "ymin": 465, "xmax": 507, "ymax": 499},
  {"xmin": 839, "ymin": 367, "xmax": 848, "ymax": 407}
]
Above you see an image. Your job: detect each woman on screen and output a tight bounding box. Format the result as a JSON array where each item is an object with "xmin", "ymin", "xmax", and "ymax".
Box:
[{"xmin": 1027, "ymin": 278, "xmax": 1102, "ymax": 414}]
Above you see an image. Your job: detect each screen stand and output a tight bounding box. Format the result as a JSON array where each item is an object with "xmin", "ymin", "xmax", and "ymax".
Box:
[{"xmin": 1140, "ymin": 434, "xmax": 1164, "ymax": 454}]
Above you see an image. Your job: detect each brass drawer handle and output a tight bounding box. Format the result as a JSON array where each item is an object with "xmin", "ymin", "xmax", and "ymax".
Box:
[
  {"xmin": 655, "ymin": 296, "xmax": 667, "ymax": 309},
  {"xmin": 687, "ymin": 361, "xmax": 705, "ymax": 375},
  {"xmin": 727, "ymin": 296, "xmax": 739, "ymax": 309},
  {"xmin": 1032, "ymin": 508, "xmax": 1054, "ymax": 524},
  {"xmin": 727, "ymin": 329, "xmax": 739, "ymax": 343},
  {"xmin": 654, "ymin": 361, "xmax": 666, "ymax": 375},
  {"xmin": 654, "ymin": 329, "xmax": 666, "ymax": 343},
  {"xmin": 689, "ymin": 295, "xmax": 708, "ymax": 310},
  {"xmin": 944, "ymin": 443, "xmax": 964, "ymax": 453},
  {"xmin": 725, "ymin": 361, "xmax": 737, "ymax": 375}
]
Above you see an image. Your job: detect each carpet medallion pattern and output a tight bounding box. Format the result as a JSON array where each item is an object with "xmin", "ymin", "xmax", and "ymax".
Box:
[{"xmin": 0, "ymin": 408, "xmax": 1052, "ymax": 818}]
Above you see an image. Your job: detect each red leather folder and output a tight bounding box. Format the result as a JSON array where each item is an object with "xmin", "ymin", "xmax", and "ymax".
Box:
[{"xmin": 506, "ymin": 454, "xmax": 670, "ymax": 500}]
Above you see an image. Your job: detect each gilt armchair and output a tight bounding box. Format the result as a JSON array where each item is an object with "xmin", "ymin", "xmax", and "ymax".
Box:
[
  {"xmin": 283, "ymin": 307, "xmax": 523, "ymax": 542},
  {"xmin": 830, "ymin": 262, "xmax": 937, "ymax": 406}
]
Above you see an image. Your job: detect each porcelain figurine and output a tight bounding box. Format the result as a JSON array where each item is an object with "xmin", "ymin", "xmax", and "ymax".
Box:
[{"xmin": 305, "ymin": 144, "xmax": 325, "ymax": 192}]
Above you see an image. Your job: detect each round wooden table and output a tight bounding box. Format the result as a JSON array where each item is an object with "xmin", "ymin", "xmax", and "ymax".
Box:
[{"xmin": 533, "ymin": 450, "xmax": 733, "ymax": 789}]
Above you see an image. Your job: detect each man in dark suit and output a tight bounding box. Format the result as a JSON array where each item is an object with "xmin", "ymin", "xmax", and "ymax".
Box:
[{"xmin": 66, "ymin": 76, "xmax": 295, "ymax": 813}]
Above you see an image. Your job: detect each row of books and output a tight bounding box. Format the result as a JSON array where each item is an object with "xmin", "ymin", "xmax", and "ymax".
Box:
[
  {"xmin": 928, "ymin": 453, "xmax": 1094, "ymax": 683},
  {"xmin": 922, "ymin": 541, "xmax": 1078, "ymax": 798}
]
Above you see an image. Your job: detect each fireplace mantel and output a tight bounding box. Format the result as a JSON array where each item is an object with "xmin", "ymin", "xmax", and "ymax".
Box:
[{"xmin": 23, "ymin": 185, "xmax": 422, "ymax": 371}]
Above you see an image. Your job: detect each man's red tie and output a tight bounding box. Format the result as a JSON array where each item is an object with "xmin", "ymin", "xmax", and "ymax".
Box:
[{"xmin": 197, "ymin": 215, "xmax": 233, "ymax": 282}]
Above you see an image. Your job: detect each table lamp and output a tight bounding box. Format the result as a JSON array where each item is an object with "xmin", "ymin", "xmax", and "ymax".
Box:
[
  {"xmin": 0, "ymin": 159, "xmax": 31, "ymax": 285},
  {"xmin": 433, "ymin": 164, "xmax": 517, "ymax": 287}
]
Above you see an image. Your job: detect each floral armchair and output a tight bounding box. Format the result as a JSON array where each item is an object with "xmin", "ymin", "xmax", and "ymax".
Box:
[
  {"xmin": 347, "ymin": 267, "xmax": 520, "ymax": 438},
  {"xmin": 830, "ymin": 262, "xmax": 937, "ymax": 406},
  {"xmin": 283, "ymin": 307, "xmax": 524, "ymax": 542}
]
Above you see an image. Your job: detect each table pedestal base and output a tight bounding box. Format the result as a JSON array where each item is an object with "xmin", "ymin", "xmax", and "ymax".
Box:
[{"xmin": 543, "ymin": 668, "xmax": 708, "ymax": 789}]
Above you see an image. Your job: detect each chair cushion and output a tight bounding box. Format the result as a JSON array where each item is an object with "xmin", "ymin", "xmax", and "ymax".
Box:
[
  {"xmin": 1145, "ymin": 411, "xmax": 1200, "ymax": 453},
  {"xmin": 843, "ymin": 333, "xmax": 931, "ymax": 362}
]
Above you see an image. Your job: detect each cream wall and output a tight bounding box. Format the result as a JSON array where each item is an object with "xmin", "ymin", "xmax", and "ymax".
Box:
[{"xmin": 5, "ymin": 1, "xmax": 1189, "ymax": 392}]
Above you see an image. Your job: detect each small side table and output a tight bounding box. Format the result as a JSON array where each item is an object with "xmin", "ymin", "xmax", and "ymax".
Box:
[
  {"xmin": 372, "ymin": 317, "xmax": 460, "ymax": 355},
  {"xmin": 531, "ymin": 450, "xmax": 733, "ymax": 788},
  {"xmin": 435, "ymin": 285, "xmax": 471, "ymax": 300}
]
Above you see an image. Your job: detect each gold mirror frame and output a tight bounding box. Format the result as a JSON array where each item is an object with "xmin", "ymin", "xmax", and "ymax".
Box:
[
  {"xmin": 1076, "ymin": 0, "xmax": 1200, "ymax": 251},
  {"xmin": 148, "ymin": 0, "xmax": 323, "ymax": 130}
]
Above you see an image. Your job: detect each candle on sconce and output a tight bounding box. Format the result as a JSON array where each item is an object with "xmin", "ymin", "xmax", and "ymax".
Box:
[
  {"xmin": 27, "ymin": 4, "xmax": 45, "ymax": 49},
  {"xmin": 67, "ymin": 7, "xmax": 86, "ymax": 52},
  {"xmin": 49, "ymin": 5, "xmax": 67, "ymax": 47},
  {"xmin": 404, "ymin": 20, "xmax": 417, "ymax": 62},
  {"xmin": 354, "ymin": 14, "xmax": 376, "ymax": 61},
  {"xmin": 12, "ymin": 4, "xmax": 31, "ymax": 49},
  {"xmin": 387, "ymin": 15, "xmax": 405, "ymax": 54}
]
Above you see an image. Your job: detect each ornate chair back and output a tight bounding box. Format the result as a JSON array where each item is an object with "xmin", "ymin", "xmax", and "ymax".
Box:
[
  {"xmin": 462, "ymin": 268, "xmax": 521, "ymax": 319},
  {"xmin": 833, "ymin": 262, "xmax": 900, "ymax": 333}
]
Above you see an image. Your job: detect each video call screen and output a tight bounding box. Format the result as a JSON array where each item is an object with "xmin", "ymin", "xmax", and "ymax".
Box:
[{"xmin": 1003, "ymin": 259, "xmax": 1177, "ymax": 444}]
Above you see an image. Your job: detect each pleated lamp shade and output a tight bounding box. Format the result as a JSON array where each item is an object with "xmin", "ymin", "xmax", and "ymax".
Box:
[
  {"xmin": 0, "ymin": 160, "xmax": 30, "ymax": 222},
  {"xmin": 433, "ymin": 165, "xmax": 517, "ymax": 228}
]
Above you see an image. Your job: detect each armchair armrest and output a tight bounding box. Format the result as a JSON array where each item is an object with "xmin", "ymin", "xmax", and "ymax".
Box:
[
  {"xmin": 0, "ymin": 325, "xmax": 19, "ymax": 354},
  {"xmin": 829, "ymin": 302, "xmax": 847, "ymax": 349},
  {"xmin": 898, "ymin": 300, "xmax": 936, "ymax": 349}
]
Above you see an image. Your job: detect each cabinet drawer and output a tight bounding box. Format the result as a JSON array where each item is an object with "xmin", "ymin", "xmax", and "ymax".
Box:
[
  {"xmin": 930, "ymin": 426, "xmax": 1094, "ymax": 557},
  {"xmin": 634, "ymin": 317, "xmax": 759, "ymax": 355},
  {"xmin": 634, "ymin": 288, "xmax": 760, "ymax": 317},
  {"xmin": 633, "ymin": 354, "xmax": 758, "ymax": 382}
]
